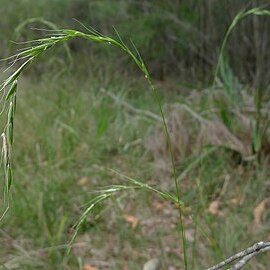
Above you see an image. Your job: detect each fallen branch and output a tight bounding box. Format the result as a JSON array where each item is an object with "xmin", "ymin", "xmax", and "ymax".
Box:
[
  {"xmin": 100, "ymin": 87, "xmax": 162, "ymax": 122},
  {"xmin": 207, "ymin": 241, "xmax": 270, "ymax": 270},
  {"xmin": 2, "ymin": 242, "xmax": 114, "ymax": 268}
]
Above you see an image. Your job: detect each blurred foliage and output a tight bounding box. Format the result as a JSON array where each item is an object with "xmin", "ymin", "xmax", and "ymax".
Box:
[{"xmin": 1, "ymin": 0, "xmax": 270, "ymax": 87}]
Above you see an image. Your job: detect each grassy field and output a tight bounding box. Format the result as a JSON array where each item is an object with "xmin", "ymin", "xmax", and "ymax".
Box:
[
  {"xmin": 0, "ymin": 6, "xmax": 270, "ymax": 269},
  {"xmin": 0, "ymin": 64, "xmax": 269, "ymax": 269}
]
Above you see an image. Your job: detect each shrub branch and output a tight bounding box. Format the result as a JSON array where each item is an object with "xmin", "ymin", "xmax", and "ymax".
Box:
[{"xmin": 207, "ymin": 241, "xmax": 270, "ymax": 270}]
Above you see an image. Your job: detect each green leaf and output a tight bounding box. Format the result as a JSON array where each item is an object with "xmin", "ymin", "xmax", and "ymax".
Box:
[
  {"xmin": 6, "ymin": 80, "xmax": 17, "ymax": 100},
  {"xmin": 252, "ymin": 122, "xmax": 261, "ymax": 153},
  {"xmin": 7, "ymin": 122, "xmax": 13, "ymax": 146},
  {"xmin": 7, "ymin": 101, "xmax": 15, "ymax": 145},
  {"xmin": 6, "ymin": 164, "xmax": 13, "ymax": 191}
]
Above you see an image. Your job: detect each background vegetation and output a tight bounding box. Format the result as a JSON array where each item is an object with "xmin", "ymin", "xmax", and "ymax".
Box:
[{"xmin": 0, "ymin": 1, "xmax": 270, "ymax": 269}]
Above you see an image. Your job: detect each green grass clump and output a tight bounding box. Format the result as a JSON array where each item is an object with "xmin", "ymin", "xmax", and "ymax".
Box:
[{"xmin": 1, "ymin": 73, "xmax": 162, "ymax": 269}]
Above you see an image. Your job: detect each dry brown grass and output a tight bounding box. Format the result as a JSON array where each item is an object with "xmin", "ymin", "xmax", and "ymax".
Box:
[{"xmin": 145, "ymin": 87, "xmax": 270, "ymax": 181}]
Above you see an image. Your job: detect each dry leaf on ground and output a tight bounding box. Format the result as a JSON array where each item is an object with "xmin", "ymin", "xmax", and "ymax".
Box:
[
  {"xmin": 152, "ymin": 200, "xmax": 165, "ymax": 211},
  {"xmin": 78, "ymin": 177, "xmax": 88, "ymax": 187},
  {"xmin": 253, "ymin": 198, "xmax": 269, "ymax": 229},
  {"xmin": 83, "ymin": 264, "xmax": 99, "ymax": 270},
  {"xmin": 122, "ymin": 214, "xmax": 139, "ymax": 229},
  {"xmin": 208, "ymin": 199, "xmax": 224, "ymax": 217}
]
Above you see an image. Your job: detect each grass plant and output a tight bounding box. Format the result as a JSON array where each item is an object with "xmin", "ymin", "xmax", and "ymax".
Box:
[{"xmin": 0, "ymin": 22, "xmax": 188, "ymax": 268}]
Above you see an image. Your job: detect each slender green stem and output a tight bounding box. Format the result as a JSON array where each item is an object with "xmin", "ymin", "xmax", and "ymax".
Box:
[{"xmin": 147, "ymin": 78, "xmax": 188, "ymax": 270}]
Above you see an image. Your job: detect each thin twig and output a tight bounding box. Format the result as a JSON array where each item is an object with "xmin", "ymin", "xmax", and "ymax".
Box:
[{"xmin": 207, "ymin": 241, "xmax": 270, "ymax": 270}]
